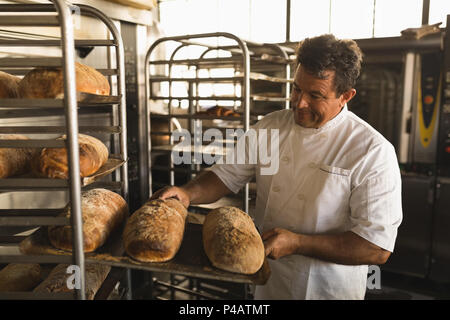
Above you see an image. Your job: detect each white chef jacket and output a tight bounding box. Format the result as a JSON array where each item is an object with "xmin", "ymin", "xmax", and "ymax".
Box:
[{"xmin": 210, "ymin": 106, "xmax": 403, "ymax": 300}]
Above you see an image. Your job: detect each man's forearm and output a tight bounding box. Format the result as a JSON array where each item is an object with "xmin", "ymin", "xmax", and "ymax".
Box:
[
  {"xmin": 297, "ymin": 231, "xmax": 390, "ymax": 265},
  {"xmin": 182, "ymin": 170, "xmax": 232, "ymax": 205}
]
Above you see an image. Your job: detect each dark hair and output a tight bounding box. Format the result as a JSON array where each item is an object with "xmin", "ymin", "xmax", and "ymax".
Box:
[{"xmin": 296, "ymin": 34, "xmax": 363, "ymax": 96}]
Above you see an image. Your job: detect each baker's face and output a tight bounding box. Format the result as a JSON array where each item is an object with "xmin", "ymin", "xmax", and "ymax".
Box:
[{"xmin": 291, "ymin": 66, "xmax": 355, "ymax": 128}]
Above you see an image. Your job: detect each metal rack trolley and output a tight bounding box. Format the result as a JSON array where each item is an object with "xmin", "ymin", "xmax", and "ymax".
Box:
[
  {"xmin": 144, "ymin": 32, "xmax": 293, "ymax": 299},
  {"xmin": 0, "ymin": 1, "xmax": 128, "ymax": 300},
  {"xmin": 145, "ymin": 32, "xmax": 293, "ymax": 215}
]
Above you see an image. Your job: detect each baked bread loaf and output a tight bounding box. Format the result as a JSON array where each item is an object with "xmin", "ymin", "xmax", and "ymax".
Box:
[
  {"xmin": 202, "ymin": 206, "xmax": 265, "ymax": 274},
  {"xmin": 0, "ymin": 264, "xmax": 43, "ymax": 292},
  {"xmin": 34, "ymin": 134, "xmax": 108, "ymax": 179},
  {"xmin": 18, "ymin": 62, "xmax": 110, "ymax": 98},
  {"xmin": 0, "ymin": 71, "xmax": 20, "ymax": 98},
  {"xmin": 48, "ymin": 188, "xmax": 128, "ymax": 252},
  {"xmin": 123, "ymin": 198, "xmax": 188, "ymax": 262},
  {"xmin": 197, "ymin": 106, "xmax": 240, "ymax": 117},
  {"xmin": 33, "ymin": 263, "xmax": 111, "ymax": 300},
  {"xmin": 0, "ymin": 134, "xmax": 38, "ymax": 178}
]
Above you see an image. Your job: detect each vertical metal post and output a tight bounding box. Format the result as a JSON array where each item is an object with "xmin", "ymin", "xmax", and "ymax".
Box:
[
  {"xmin": 53, "ymin": 0, "xmax": 85, "ymax": 300},
  {"xmin": 422, "ymin": 0, "xmax": 430, "ymax": 25},
  {"xmin": 242, "ymin": 38, "xmax": 250, "ymax": 215},
  {"xmin": 286, "ymin": 0, "xmax": 291, "ymax": 43},
  {"xmin": 78, "ymin": 5, "xmax": 131, "ymax": 299}
]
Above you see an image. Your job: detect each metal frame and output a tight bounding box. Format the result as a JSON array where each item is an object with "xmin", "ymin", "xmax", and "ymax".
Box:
[
  {"xmin": 0, "ymin": 1, "xmax": 128, "ymax": 300},
  {"xmin": 144, "ymin": 32, "xmax": 292, "ymax": 299}
]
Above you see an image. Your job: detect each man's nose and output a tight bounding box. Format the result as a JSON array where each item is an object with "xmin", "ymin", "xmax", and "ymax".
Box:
[{"xmin": 292, "ymin": 93, "xmax": 309, "ymax": 109}]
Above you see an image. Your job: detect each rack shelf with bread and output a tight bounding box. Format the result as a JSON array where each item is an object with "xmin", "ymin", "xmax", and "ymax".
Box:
[
  {"xmin": 0, "ymin": 1, "xmax": 128, "ymax": 300},
  {"xmin": 143, "ymin": 33, "xmax": 292, "ymax": 298},
  {"xmin": 146, "ymin": 32, "xmax": 294, "ymax": 212}
]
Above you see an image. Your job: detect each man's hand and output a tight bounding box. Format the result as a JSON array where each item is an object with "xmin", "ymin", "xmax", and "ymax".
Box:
[
  {"xmin": 150, "ymin": 186, "xmax": 190, "ymax": 208},
  {"xmin": 150, "ymin": 171, "xmax": 232, "ymax": 210},
  {"xmin": 262, "ymin": 228, "xmax": 302, "ymax": 260}
]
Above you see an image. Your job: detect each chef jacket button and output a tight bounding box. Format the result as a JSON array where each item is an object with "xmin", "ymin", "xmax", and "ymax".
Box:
[
  {"xmin": 281, "ymin": 156, "xmax": 290, "ymax": 162},
  {"xmin": 308, "ymin": 162, "xmax": 317, "ymax": 169},
  {"xmin": 272, "ymin": 186, "xmax": 281, "ymax": 192},
  {"xmin": 297, "ymin": 194, "xmax": 305, "ymax": 200}
]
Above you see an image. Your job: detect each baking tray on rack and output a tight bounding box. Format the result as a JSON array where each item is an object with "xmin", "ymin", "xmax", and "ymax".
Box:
[
  {"xmin": 0, "ymin": 156, "xmax": 126, "ymax": 191},
  {"xmin": 18, "ymin": 215, "xmax": 271, "ymax": 285}
]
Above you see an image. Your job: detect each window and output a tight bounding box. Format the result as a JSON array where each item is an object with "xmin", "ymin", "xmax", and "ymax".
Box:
[
  {"xmin": 429, "ymin": 0, "xmax": 450, "ymax": 27},
  {"xmin": 290, "ymin": 0, "xmax": 330, "ymax": 41},
  {"xmin": 330, "ymin": 0, "xmax": 374, "ymax": 39},
  {"xmin": 373, "ymin": 0, "xmax": 422, "ymax": 37},
  {"xmin": 159, "ymin": 0, "xmax": 435, "ymax": 42}
]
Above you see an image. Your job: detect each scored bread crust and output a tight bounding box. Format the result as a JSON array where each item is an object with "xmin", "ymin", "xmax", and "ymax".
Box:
[
  {"xmin": 48, "ymin": 188, "xmax": 128, "ymax": 252},
  {"xmin": 34, "ymin": 134, "xmax": 108, "ymax": 179},
  {"xmin": 18, "ymin": 62, "xmax": 110, "ymax": 98},
  {"xmin": 202, "ymin": 206, "xmax": 265, "ymax": 275},
  {"xmin": 123, "ymin": 198, "xmax": 188, "ymax": 263}
]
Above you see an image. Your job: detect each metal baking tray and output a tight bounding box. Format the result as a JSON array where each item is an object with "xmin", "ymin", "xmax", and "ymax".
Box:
[
  {"xmin": 17, "ymin": 218, "xmax": 271, "ymax": 286},
  {"xmin": 0, "ymin": 156, "xmax": 126, "ymax": 191}
]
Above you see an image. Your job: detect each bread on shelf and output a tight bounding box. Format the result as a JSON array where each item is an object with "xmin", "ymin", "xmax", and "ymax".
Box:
[
  {"xmin": 18, "ymin": 62, "xmax": 110, "ymax": 98},
  {"xmin": 0, "ymin": 264, "xmax": 44, "ymax": 292},
  {"xmin": 0, "ymin": 134, "xmax": 38, "ymax": 179},
  {"xmin": 123, "ymin": 198, "xmax": 188, "ymax": 262},
  {"xmin": 48, "ymin": 188, "xmax": 128, "ymax": 252},
  {"xmin": 33, "ymin": 263, "xmax": 111, "ymax": 300},
  {"xmin": 33, "ymin": 134, "xmax": 108, "ymax": 179},
  {"xmin": 0, "ymin": 71, "xmax": 21, "ymax": 98}
]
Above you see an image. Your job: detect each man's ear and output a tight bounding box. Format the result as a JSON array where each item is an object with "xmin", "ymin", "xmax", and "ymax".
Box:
[{"xmin": 340, "ymin": 88, "xmax": 356, "ymax": 105}]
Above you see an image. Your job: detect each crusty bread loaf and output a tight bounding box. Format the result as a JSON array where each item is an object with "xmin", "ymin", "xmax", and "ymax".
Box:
[
  {"xmin": 33, "ymin": 263, "xmax": 111, "ymax": 300},
  {"xmin": 0, "ymin": 71, "xmax": 20, "ymax": 98},
  {"xmin": 18, "ymin": 62, "xmax": 110, "ymax": 98},
  {"xmin": 48, "ymin": 188, "xmax": 128, "ymax": 252},
  {"xmin": 123, "ymin": 198, "xmax": 188, "ymax": 262},
  {"xmin": 0, "ymin": 134, "xmax": 38, "ymax": 178},
  {"xmin": 202, "ymin": 206, "xmax": 265, "ymax": 274},
  {"xmin": 34, "ymin": 134, "xmax": 108, "ymax": 179},
  {"xmin": 0, "ymin": 264, "xmax": 43, "ymax": 292}
]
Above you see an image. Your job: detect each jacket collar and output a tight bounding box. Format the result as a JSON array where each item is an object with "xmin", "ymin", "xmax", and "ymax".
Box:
[{"xmin": 292, "ymin": 104, "xmax": 348, "ymax": 135}]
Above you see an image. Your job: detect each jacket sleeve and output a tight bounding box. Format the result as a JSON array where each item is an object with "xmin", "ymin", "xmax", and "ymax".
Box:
[{"xmin": 349, "ymin": 142, "xmax": 403, "ymax": 252}]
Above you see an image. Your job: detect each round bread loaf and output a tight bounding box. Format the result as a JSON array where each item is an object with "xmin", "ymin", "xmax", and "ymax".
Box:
[
  {"xmin": 0, "ymin": 71, "xmax": 20, "ymax": 98},
  {"xmin": 18, "ymin": 62, "xmax": 110, "ymax": 98},
  {"xmin": 202, "ymin": 206, "xmax": 265, "ymax": 274},
  {"xmin": 48, "ymin": 188, "xmax": 128, "ymax": 252},
  {"xmin": 34, "ymin": 134, "xmax": 108, "ymax": 179},
  {"xmin": 123, "ymin": 198, "xmax": 188, "ymax": 262}
]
